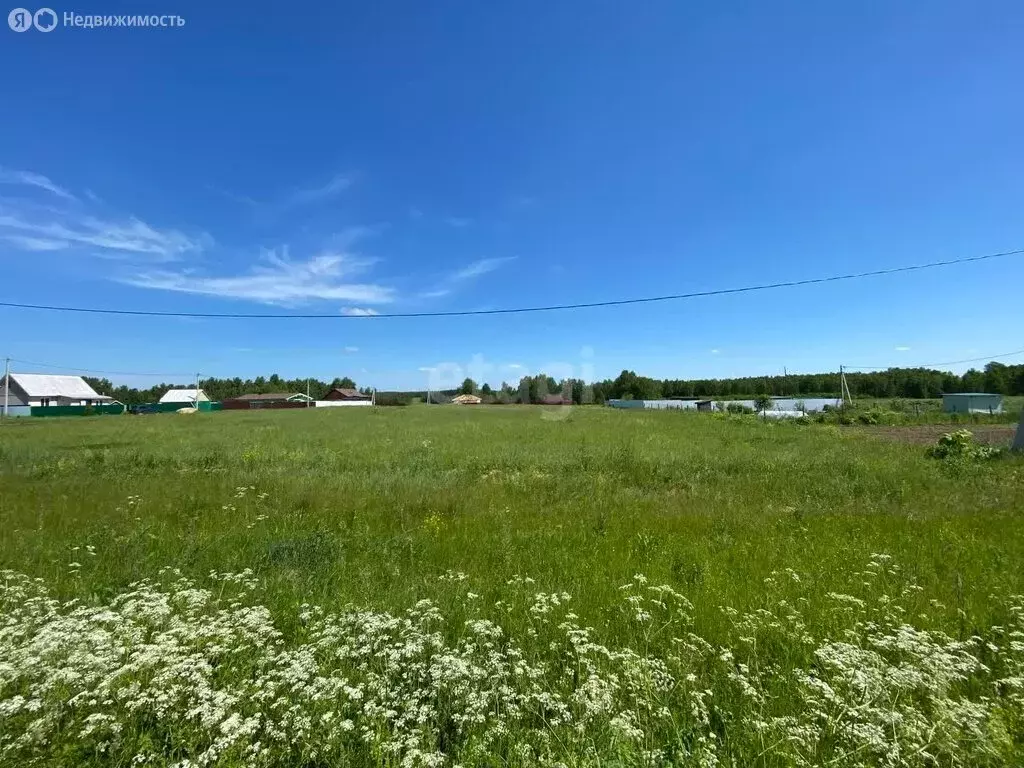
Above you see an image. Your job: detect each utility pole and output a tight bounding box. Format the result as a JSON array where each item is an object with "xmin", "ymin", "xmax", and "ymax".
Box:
[
  {"xmin": 3, "ymin": 357, "xmax": 9, "ymax": 419},
  {"xmin": 306, "ymin": 378, "xmax": 310, "ymax": 407},
  {"xmin": 194, "ymin": 372, "xmax": 200, "ymax": 410},
  {"xmin": 839, "ymin": 365, "xmax": 853, "ymax": 408}
]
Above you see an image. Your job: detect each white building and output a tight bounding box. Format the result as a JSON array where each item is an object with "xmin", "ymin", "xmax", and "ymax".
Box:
[
  {"xmin": 1, "ymin": 373, "xmax": 112, "ymax": 407},
  {"xmin": 159, "ymin": 388, "xmax": 210, "ymax": 404}
]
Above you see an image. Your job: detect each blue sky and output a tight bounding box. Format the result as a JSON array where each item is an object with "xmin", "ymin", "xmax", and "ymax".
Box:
[{"xmin": 2, "ymin": 1, "xmax": 1023, "ymax": 390}]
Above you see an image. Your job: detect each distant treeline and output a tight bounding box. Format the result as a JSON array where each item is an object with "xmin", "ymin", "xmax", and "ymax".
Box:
[
  {"xmin": 596, "ymin": 362, "xmax": 1024, "ymax": 401},
  {"xmin": 442, "ymin": 363, "xmax": 1024, "ymax": 404},
  {"xmin": 83, "ymin": 375, "xmax": 369, "ymax": 406},
  {"xmin": 85, "ymin": 361, "xmax": 1024, "ymax": 406}
]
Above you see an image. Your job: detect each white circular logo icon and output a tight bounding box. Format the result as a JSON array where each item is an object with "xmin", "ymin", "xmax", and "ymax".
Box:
[
  {"xmin": 33, "ymin": 7, "xmax": 56, "ymax": 31},
  {"xmin": 8, "ymin": 7, "xmax": 32, "ymax": 31}
]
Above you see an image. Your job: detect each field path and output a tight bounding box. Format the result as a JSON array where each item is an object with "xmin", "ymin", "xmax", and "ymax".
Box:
[{"xmin": 856, "ymin": 423, "xmax": 1017, "ymax": 446}]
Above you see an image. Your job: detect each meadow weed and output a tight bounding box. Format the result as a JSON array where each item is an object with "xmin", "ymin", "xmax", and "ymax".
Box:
[{"xmin": 1, "ymin": 406, "xmax": 1022, "ymax": 765}]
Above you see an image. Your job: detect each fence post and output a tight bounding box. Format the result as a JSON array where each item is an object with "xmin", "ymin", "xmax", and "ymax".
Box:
[{"xmin": 1013, "ymin": 408, "xmax": 1024, "ymax": 452}]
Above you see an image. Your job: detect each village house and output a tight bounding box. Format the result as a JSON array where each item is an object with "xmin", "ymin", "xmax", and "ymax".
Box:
[{"xmin": 0, "ymin": 373, "xmax": 111, "ymax": 407}]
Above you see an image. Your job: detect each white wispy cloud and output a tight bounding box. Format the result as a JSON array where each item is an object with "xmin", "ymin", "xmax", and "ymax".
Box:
[
  {"xmin": 212, "ymin": 172, "xmax": 353, "ymax": 215},
  {"xmin": 285, "ymin": 173, "xmax": 353, "ymax": 208},
  {"xmin": 417, "ymin": 258, "xmax": 515, "ymax": 304},
  {"xmin": 895, "ymin": 346, "xmax": 911, "ymax": 351},
  {"xmin": 341, "ymin": 307, "xmax": 380, "ymax": 316},
  {"xmin": 2, "ymin": 235, "xmax": 69, "ymax": 251},
  {"xmin": 710, "ymin": 349, "xmax": 721, "ymax": 355},
  {"xmin": 344, "ymin": 346, "xmax": 359, "ymax": 353},
  {"xmin": 450, "ymin": 257, "xmax": 515, "ymax": 282},
  {"xmin": 0, "ymin": 167, "xmax": 76, "ymax": 201},
  {"xmin": 0, "ymin": 210, "xmax": 206, "ymax": 260},
  {"xmin": 326, "ymin": 226, "xmax": 380, "ymax": 248},
  {"xmin": 124, "ymin": 248, "xmax": 394, "ymax": 306},
  {"xmin": 206, "ymin": 185, "xmax": 259, "ymax": 208},
  {"xmin": 0, "ymin": 167, "xmax": 207, "ymax": 261},
  {"xmin": 444, "ymin": 216, "xmax": 472, "ymax": 228}
]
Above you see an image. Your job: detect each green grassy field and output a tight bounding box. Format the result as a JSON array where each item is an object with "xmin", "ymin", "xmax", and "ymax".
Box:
[
  {"xmin": 836, "ymin": 396, "xmax": 1024, "ymax": 424},
  {"xmin": 2, "ymin": 407, "xmax": 1023, "ymax": 766}
]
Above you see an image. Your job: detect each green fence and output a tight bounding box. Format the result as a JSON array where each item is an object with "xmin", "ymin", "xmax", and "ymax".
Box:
[
  {"xmin": 130, "ymin": 401, "xmax": 220, "ymax": 414},
  {"xmin": 30, "ymin": 401, "xmax": 221, "ymax": 417},
  {"xmin": 30, "ymin": 403, "xmax": 128, "ymax": 417}
]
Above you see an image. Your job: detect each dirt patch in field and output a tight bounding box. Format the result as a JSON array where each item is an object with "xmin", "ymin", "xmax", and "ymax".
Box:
[{"xmin": 855, "ymin": 424, "xmax": 1017, "ymax": 446}]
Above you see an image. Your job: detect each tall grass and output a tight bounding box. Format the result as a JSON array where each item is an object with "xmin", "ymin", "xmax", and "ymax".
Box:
[{"xmin": 1, "ymin": 407, "xmax": 1022, "ymax": 765}]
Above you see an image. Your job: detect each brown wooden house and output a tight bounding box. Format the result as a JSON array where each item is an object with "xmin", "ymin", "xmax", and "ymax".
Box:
[
  {"xmin": 221, "ymin": 392, "xmax": 312, "ymax": 410},
  {"xmin": 323, "ymin": 387, "xmax": 371, "ymax": 401}
]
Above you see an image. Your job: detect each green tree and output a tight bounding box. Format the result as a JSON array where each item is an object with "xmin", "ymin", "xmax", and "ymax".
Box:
[
  {"xmin": 753, "ymin": 394, "xmax": 772, "ymax": 416},
  {"xmin": 984, "ymin": 363, "xmax": 1010, "ymax": 395},
  {"xmin": 517, "ymin": 377, "xmax": 530, "ymax": 404},
  {"xmin": 460, "ymin": 378, "xmax": 477, "ymax": 395},
  {"xmin": 83, "ymin": 377, "xmax": 115, "ymax": 396},
  {"xmin": 961, "ymin": 369, "xmax": 984, "ymax": 392}
]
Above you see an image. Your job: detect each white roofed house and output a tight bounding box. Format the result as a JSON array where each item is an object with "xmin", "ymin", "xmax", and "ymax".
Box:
[
  {"xmin": 2, "ymin": 373, "xmax": 112, "ymax": 407},
  {"xmin": 159, "ymin": 388, "xmax": 210, "ymax": 405}
]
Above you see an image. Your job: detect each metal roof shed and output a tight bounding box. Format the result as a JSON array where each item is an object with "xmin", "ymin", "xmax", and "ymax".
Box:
[
  {"xmin": 7, "ymin": 373, "xmax": 110, "ymax": 406},
  {"xmin": 942, "ymin": 393, "xmax": 1003, "ymax": 414},
  {"xmin": 0, "ymin": 380, "xmax": 28, "ymax": 407},
  {"xmin": 159, "ymin": 388, "xmax": 210, "ymax": 404}
]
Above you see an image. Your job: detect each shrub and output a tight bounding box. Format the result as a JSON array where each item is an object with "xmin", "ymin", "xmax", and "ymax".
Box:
[{"xmin": 927, "ymin": 429, "xmax": 1002, "ymax": 461}]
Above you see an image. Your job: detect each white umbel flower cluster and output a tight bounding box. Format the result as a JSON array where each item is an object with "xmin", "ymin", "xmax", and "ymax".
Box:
[{"xmin": 1, "ymin": 557, "xmax": 1023, "ymax": 766}]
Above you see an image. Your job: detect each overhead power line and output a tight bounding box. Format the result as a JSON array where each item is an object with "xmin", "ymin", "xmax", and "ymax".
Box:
[
  {"xmin": 0, "ymin": 247, "xmax": 1020, "ymax": 319},
  {"xmin": 843, "ymin": 348, "xmax": 1024, "ymax": 371},
  {"xmin": 9, "ymin": 358, "xmax": 193, "ymax": 378}
]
